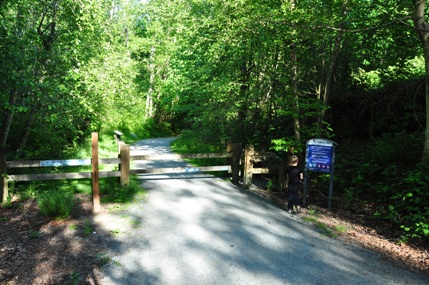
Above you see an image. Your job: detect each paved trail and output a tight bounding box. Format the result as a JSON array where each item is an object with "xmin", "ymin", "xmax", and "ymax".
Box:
[{"xmin": 98, "ymin": 137, "xmax": 428, "ymax": 285}]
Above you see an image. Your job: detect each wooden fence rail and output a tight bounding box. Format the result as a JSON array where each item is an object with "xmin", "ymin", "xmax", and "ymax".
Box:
[{"xmin": 2, "ymin": 133, "xmax": 284, "ymax": 212}]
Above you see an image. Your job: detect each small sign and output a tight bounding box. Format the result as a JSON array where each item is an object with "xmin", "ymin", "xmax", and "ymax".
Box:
[
  {"xmin": 40, "ymin": 159, "xmax": 91, "ymax": 167},
  {"xmin": 185, "ymin": 167, "xmax": 200, "ymax": 172},
  {"xmin": 305, "ymin": 139, "xmax": 335, "ymax": 173}
]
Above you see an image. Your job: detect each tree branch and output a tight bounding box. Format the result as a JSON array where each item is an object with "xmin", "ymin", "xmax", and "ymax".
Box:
[{"xmin": 312, "ymin": 16, "xmax": 413, "ymax": 33}]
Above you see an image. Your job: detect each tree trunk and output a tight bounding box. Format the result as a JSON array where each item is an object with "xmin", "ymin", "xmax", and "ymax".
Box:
[
  {"xmin": 291, "ymin": 48, "xmax": 301, "ymax": 144},
  {"xmin": 236, "ymin": 61, "xmax": 251, "ymax": 144},
  {"xmin": 0, "ymin": 90, "xmax": 18, "ymax": 148},
  {"xmin": 17, "ymin": 106, "xmax": 38, "ymax": 156},
  {"xmin": 0, "ymin": 90, "xmax": 16, "ymax": 202},
  {"xmin": 318, "ymin": 34, "xmax": 341, "ymax": 134},
  {"xmin": 318, "ymin": 0, "xmax": 348, "ymax": 137},
  {"xmin": 290, "ymin": 0, "xmax": 301, "ymax": 145},
  {"xmin": 145, "ymin": 46, "xmax": 156, "ymax": 119},
  {"xmin": 412, "ymin": 0, "xmax": 429, "ymax": 164}
]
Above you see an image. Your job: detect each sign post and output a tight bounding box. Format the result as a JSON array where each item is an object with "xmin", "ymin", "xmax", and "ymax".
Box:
[{"xmin": 303, "ymin": 138, "xmax": 337, "ymax": 209}]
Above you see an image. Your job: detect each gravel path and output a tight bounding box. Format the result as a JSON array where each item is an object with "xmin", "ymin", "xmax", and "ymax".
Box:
[{"xmin": 97, "ymin": 137, "xmax": 428, "ymax": 285}]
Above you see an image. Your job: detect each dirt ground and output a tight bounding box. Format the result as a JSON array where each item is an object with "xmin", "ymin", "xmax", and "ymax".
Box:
[
  {"xmin": 1, "ymin": 188, "xmax": 428, "ymax": 285},
  {"xmin": 0, "ymin": 195, "xmax": 108, "ymax": 285}
]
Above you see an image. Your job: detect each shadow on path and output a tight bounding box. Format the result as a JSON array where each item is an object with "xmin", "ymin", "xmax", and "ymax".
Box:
[{"xmin": 97, "ymin": 137, "xmax": 428, "ymax": 285}]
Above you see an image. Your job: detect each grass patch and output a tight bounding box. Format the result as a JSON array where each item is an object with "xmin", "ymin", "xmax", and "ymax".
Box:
[
  {"xmin": 67, "ymin": 271, "xmax": 82, "ymax": 285},
  {"xmin": 303, "ymin": 208, "xmax": 348, "ymax": 238},
  {"xmin": 111, "ymin": 229, "xmax": 122, "ymax": 235},
  {"xmin": 302, "ymin": 216, "xmax": 318, "ymax": 223},
  {"xmin": 334, "ymin": 225, "xmax": 348, "ymax": 233},
  {"xmin": 314, "ymin": 222, "xmax": 339, "ymax": 238},
  {"xmin": 28, "ymin": 230, "xmax": 40, "ymax": 239},
  {"xmin": 69, "ymin": 224, "xmax": 78, "ymax": 231},
  {"xmin": 96, "ymin": 253, "xmax": 112, "ymax": 266},
  {"xmin": 100, "ymin": 176, "xmax": 146, "ymax": 203},
  {"xmin": 82, "ymin": 219, "xmax": 94, "ymax": 236},
  {"xmin": 37, "ymin": 190, "xmax": 74, "ymax": 219}
]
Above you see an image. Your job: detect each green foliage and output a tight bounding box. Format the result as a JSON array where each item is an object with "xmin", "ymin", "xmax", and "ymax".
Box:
[
  {"xmin": 266, "ymin": 179, "xmax": 274, "ymax": 192},
  {"xmin": 334, "ymin": 134, "xmax": 429, "ymax": 242},
  {"xmin": 29, "ymin": 230, "xmax": 40, "ymax": 239},
  {"xmin": 388, "ymin": 165, "xmax": 429, "ymax": 239},
  {"xmin": 19, "ymin": 183, "xmax": 39, "ymax": 200},
  {"xmin": 2, "ymin": 195, "xmax": 13, "ymax": 209},
  {"xmin": 37, "ymin": 190, "xmax": 74, "ymax": 219},
  {"xmin": 100, "ymin": 177, "xmax": 145, "ymax": 204},
  {"xmin": 96, "ymin": 252, "xmax": 115, "ymax": 266},
  {"xmin": 82, "ymin": 219, "xmax": 93, "ymax": 236},
  {"xmin": 171, "ymin": 131, "xmax": 224, "ymax": 154},
  {"xmin": 67, "ymin": 271, "xmax": 82, "ymax": 285},
  {"xmin": 352, "ymin": 56, "xmax": 425, "ymax": 90},
  {"xmin": 303, "ymin": 208, "xmax": 346, "ymax": 239},
  {"xmin": 170, "ymin": 131, "xmax": 226, "ymax": 167},
  {"xmin": 1, "ymin": 0, "xmax": 428, "ymax": 250},
  {"xmin": 369, "ymin": 133, "xmax": 409, "ymax": 165},
  {"xmin": 270, "ymin": 138, "xmax": 302, "ymax": 154},
  {"xmin": 130, "ymin": 118, "xmax": 173, "ymax": 139}
]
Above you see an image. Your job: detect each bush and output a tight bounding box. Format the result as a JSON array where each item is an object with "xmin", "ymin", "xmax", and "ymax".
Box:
[
  {"xmin": 369, "ymin": 133, "xmax": 409, "ymax": 165},
  {"xmin": 389, "ymin": 165, "xmax": 429, "ymax": 239},
  {"xmin": 100, "ymin": 177, "xmax": 144, "ymax": 203},
  {"xmin": 333, "ymin": 133, "xmax": 428, "ymax": 242},
  {"xmin": 37, "ymin": 190, "xmax": 74, "ymax": 219}
]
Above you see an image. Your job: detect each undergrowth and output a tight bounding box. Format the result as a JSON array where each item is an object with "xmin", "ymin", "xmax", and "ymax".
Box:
[
  {"xmin": 334, "ymin": 132, "xmax": 429, "ymax": 243},
  {"xmin": 4, "ymin": 132, "xmax": 146, "ymax": 219}
]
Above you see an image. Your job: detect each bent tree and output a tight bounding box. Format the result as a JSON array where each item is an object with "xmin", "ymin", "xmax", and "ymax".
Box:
[{"xmin": 413, "ymin": 0, "xmax": 429, "ymax": 164}]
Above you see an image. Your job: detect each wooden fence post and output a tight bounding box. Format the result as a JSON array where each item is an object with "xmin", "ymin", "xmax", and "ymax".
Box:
[
  {"xmin": 91, "ymin": 132, "xmax": 100, "ymax": 213},
  {"xmin": 243, "ymin": 144, "xmax": 254, "ymax": 189},
  {"xmin": 226, "ymin": 142, "xmax": 233, "ymax": 174},
  {"xmin": 2, "ymin": 177, "xmax": 7, "ymax": 203},
  {"xmin": 120, "ymin": 143, "xmax": 130, "ymax": 186},
  {"xmin": 278, "ymin": 161, "xmax": 286, "ymax": 192},
  {"xmin": 0, "ymin": 147, "xmax": 7, "ymax": 203},
  {"xmin": 117, "ymin": 141, "xmax": 125, "ymax": 172},
  {"xmin": 231, "ymin": 143, "xmax": 242, "ymax": 184}
]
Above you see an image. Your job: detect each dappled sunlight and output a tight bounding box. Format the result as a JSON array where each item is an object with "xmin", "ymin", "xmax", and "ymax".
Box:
[{"xmin": 95, "ymin": 138, "xmax": 429, "ymax": 285}]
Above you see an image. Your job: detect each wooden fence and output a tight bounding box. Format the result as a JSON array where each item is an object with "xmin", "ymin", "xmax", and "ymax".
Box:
[{"xmin": 2, "ymin": 133, "xmax": 285, "ymax": 212}]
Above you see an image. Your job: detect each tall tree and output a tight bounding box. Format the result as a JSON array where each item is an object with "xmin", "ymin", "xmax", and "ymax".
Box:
[{"xmin": 413, "ymin": 0, "xmax": 429, "ymax": 163}]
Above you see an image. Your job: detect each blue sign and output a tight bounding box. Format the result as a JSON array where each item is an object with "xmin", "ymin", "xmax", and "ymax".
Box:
[
  {"xmin": 306, "ymin": 139, "xmax": 335, "ymax": 173},
  {"xmin": 304, "ymin": 138, "xmax": 337, "ymax": 209}
]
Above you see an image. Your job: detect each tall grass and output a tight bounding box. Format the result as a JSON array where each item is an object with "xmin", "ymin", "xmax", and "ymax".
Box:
[{"xmin": 37, "ymin": 190, "xmax": 74, "ymax": 219}]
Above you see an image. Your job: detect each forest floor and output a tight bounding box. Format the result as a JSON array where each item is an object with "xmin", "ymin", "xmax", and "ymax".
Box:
[{"xmin": 1, "ymin": 184, "xmax": 429, "ymax": 284}]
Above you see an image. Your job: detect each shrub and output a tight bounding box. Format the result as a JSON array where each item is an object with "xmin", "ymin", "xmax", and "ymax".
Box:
[
  {"xmin": 100, "ymin": 177, "xmax": 144, "ymax": 203},
  {"xmin": 369, "ymin": 132, "xmax": 408, "ymax": 165},
  {"xmin": 37, "ymin": 190, "xmax": 74, "ymax": 219}
]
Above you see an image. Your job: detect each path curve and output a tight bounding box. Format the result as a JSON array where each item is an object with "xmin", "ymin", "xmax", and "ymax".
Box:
[{"xmin": 97, "ymin": 137, "xmax": 428, "ymax": 285}]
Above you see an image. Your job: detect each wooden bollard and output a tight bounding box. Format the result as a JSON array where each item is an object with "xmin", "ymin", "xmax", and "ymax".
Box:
[{"xmin": 243, "ymin": 144, "xmax": 254, "ymax": 189}]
